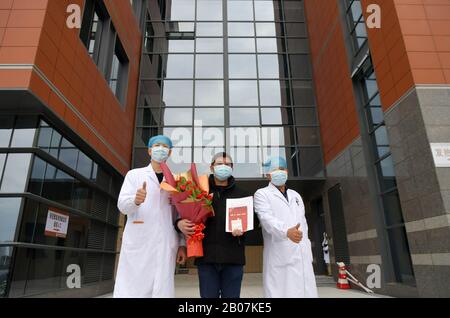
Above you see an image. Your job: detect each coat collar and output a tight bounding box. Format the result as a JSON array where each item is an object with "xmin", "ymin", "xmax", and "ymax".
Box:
[
  {"xmin": 144, "ymin": 163, "xmax": 160, "ymax": 186},
  {"xmin": 267, "ymin": 182, "xmax": 290, "ymax": 206}
]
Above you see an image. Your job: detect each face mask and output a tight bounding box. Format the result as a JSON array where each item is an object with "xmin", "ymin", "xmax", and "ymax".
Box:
[
  {"xmin": 271, "ymin": 170, "xmax": 288, "ymax": 187},
  {"xmin": 151, "ymin": 146, "xmax": 170, "ymax": 163},
  {"xmin": 213, "ymin": 165, "xmax": 233, "ymax": 181}
]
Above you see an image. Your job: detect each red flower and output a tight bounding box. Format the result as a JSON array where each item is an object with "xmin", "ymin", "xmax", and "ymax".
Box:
[{"xmin": 180, "ymin": 185, "xmax": 187, "ymax": 191}]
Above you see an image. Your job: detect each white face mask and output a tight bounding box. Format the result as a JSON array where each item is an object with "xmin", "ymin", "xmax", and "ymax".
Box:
[
  {"xmin": 270, "ymin": 170, "xmax": 288, "ymax": 186},
  {"xmin": 151, "ymin": 146, "xmax": 170, "ymax": 162}
]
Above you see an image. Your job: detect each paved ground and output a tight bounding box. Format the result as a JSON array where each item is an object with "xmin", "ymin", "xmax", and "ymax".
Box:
[{"xmin": 100, "ymin": 273, "xmax": 386, "ymax": 298}]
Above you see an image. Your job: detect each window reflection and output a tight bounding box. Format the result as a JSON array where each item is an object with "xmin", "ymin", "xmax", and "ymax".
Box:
[
  {"xmin": 229, "ymin": 55, "xmax": 257, "ymax": 78},
  {"xmin": 196, "ymin": 38, "xmax": 223, "ymax": 53},
  {"xmin": 0, "ymin": 154, "xmax": 32, "ymax": 193},
  {"xmin": 227, "ymin": 0, "xmax": 254, "ymax": 21},
  {"xmin": 169, "ymin": 0, "xmax": 195, "ymax": 21},
  {"xmin": 0, "ymin": 116, "xmax": 13, "ymax": 147},
  {"xmin": 168, "ymin": 40, "xmax": 194, "ymax": 53},
  {"xmin": 258, "ymin": 54, "xmax": 287, "ymax": 78},
  {"xmin": 196, "ymin": 55, "xmax": 223, "ymax": 78},
  {"xmin": 259, "ymin": 80, "xmax": 282, "ymax": 106},
  {"xmin": 166, "ymin": 54, "xmax": 194, "ymax": 78},
  {"xmin": 0, "ymin": 198, "xmax": 22, "ymax": 242},
  {"xmin": 228, "ymin": 23, "xmax": 254, "ymax": 36},
  {"xmin": 257, "ymin": 38, "xmax": 280, "ymax": 53},
  {"xmin": 195, "ymin": 80, "xmax": 224, "ymax": 106},
  {"xmin": 197, "ymin": 0, "xmax": 223, "ymax": 21},
  {"xmin": 162, "ymin": 80, "xmax": 193, "ymax": 106},
  {"xmin": 162, "ymin": 108, "xmax": 193, "ymax": 126},
  {"xmin": 195, "ymin": 109, "xmax": 224, "ymax": 126},
  {"xmin": 228, "ymin": 38, "xmax": 255, "ymax": 53},
  {"xmin": 230, "ymin": 108, "xmax": 260, "ymax": 126},
  {"xmin": 254, "ymin": 1, "xmax": 275, "ymax": 21},
  {"xmin": 229, "ymin": 80, "xmax": 258, "ymax": 106},
  {"xmin": 196, "ymin": 23, "xmax": 223, "ymax": 36}
]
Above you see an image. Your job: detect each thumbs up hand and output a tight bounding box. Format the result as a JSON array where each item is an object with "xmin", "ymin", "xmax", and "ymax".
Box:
[
  {"xmin": 134, "ymin": 182, "xmax": 147, "ymax": 206},
  {"xmin": 287, "ymin": 223, "xmax": 303, "ymax": 244}
]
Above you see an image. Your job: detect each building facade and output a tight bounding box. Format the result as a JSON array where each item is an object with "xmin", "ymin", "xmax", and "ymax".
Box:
[{"xmin": 0, "ymin": 0, "xmax": 449, "ymax": 298}]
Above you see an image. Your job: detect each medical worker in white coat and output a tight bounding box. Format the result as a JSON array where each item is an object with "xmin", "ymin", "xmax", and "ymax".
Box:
[
  {"xmin": 113, "ymin": 135, "xmax": 187, "ymax": 298},
  {"xmin": 254, "ymin": 156, "xmax": 318, "ymax": 298}
]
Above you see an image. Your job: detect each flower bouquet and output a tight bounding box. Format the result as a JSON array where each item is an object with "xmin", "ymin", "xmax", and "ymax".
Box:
[{"xmin": 160, "ymin": 162, "xmax": 214, "ymax": 258}]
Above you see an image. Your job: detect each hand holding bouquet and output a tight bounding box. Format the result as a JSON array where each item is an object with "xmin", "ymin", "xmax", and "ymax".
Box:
[{"xmin": 160, "ymin": 162, "xmax": 214, "ymax": 258}]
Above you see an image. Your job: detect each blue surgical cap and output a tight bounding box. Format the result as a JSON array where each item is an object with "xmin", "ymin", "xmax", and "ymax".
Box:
[
  {"xmin": 148, "ymin": 135, "xmax": 173, "ymax": 149},
  {"xmin": 263, "ymin": 156, "xmax": 287, "ymax": 173}
]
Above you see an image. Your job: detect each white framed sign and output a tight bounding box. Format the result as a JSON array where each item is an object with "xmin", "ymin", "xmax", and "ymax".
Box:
[
  {"xmin": 430, "ymin": 143, "xmax": 450, "ymax": 168},
  {"xmin": 45, "ymin": 209, "xmax": 69, "ymax": 238}
]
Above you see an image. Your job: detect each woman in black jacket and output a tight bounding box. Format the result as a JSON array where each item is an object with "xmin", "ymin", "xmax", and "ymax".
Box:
[{"xmin": 176, "ymin": 152, "xmax": 251, "ymax": 298}]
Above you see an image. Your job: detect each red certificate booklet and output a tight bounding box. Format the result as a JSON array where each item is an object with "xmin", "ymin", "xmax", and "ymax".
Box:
[{"xmin": 225, "ymin": 196, "xmax": 254, "ymax": 233}]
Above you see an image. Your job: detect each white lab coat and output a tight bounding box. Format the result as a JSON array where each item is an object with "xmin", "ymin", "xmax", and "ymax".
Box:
[
  {"xmin": 254, "ymin": 183, "xmax": 318, "ymax": 298},
  {"xmin": 113, "ymin": 164, "xmax": 183, "ymax": 298}
]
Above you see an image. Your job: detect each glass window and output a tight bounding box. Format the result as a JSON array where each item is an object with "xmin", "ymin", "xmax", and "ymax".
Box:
[
  {"xmin": 166, "ymin": 54, "xmax": 194, "ymax": 78},
  {"xmin": 162, "ymin": 108, "xmax": 193, "ymax": 126},
  {"xmin": 76, "ymin": 152, "xmax": 93, "ymax": 179},
  {"xmin": 167, "ymin": 148, "xmax": 193, "ymax": 174},
  {"xmin": 0, "ymin": 153, "xmax": 6, "ymax": 182},
  {"xmin": 196, "ymin": 55, "xmax": 223, "ymax": 78},
  {"xmin": 297, "ymin": 127, "xmax": 320, "ymax": 145},
  {"xmin": 0, "ymin": 198, "xmax": 22, "ymax": 242},
  {"xmin": 169, "ymin": 0, "xmax": 195, "ymax": 21},
  {"xmin": 229, "ymin": 147, "xmax": 262, "ymax": 178},
  {"xmin": 0, "ymin": 153, "xmax": 32, "ymax": 193},
  {"xmin": 229, "ymin": 80, "xmax": 258, "ymax": 106},
  {"xmin": 162, "ymin": 80, "xmax": 193, "ymax": 106},
  {"xmin": 196, "ymin": 23, "xmax": 223, "ymax": 36},
  {"xmin": 196, "ymin": 38, "xmax": 223, "ymax": 53},
  {"xmin": 193, "ymin": 147, "xmax": 226, "ymax": 173},
  {"xmin": 195, "ymin": 80, "xmax": 224, "ymax": 106},
  {"xmin": 289, "ymin": 54, "xmax": 312, "ymax": 78},
  {"xmin": 0, "ymin": 116, "xmax": 14, "ymax": 147},
  {"xmin": 228, "ymin": 23, "xmax": 254, "ymax": 36},
  {"xmin": 256, "ymin": 23, "xmax": 277, "ymax": 36},
  {"xmin": 261, "ymin": 108, "xmax": 283, "ymax": 125},
  {"xmin": 228, "ymin": 127, "xmax": 261, "ymax": 146},
  {"xmin": 227, "ymin": 0, "xmax": 254, "ymax": 21},
  {"xmin": 257, "ymin": 38, "xmax": 279, "ymax": 53},
  {"xmin": 287, "ymin": 38, "xmax": 309, "ymax": 53},
  {"xmin": 292, "ymin": 81, "xmax": 315, "ymax": 106},
  {"xmin": 261, "ymin": 128, "xmax": 290, "ymax": 146},
  {"xmin": 228, "ymin": 38, "xmax": 255, "ymax": 53},
  {"xmin": 258, "ymin": 54, "xmax": 287, "ymax": 78},
  {"xmin": 29, "ymin": 156, "xmax": 46, "ymax": 195},
  {"xmin": 285, "ymin": 23, "xmax": 307, "ymax": 37},
  {"xmin": 299, "ymin": 147, "xmax": 323, "ymax": 177},
  {"xmin": 365, "ymin": 78, "xmax": 378, "ymax": 100},
  {"xmin": 168, "ymin": 40, "xmax": 194, "ymax": 53},
  {"xmin": 164, "ymin": 128, "xmax": 193, "ymax": 147},
  {"xmin": 259, "ymin": 80, "xmax": 282, "ymax": 106},
  {"xmin": 230, "ymin": 108, "xmax": 260, "ymax": 126},
  {"xmin": 254, "ymin": 1, "xmax": 275, "ymax": 21},
  {"xmin": 294, "ymin": 108, "xmax": 318, "ymax": 126},
  {"xmin": 373, "ymin": 126, "xmax": 390, "ymax": 158},
  {"xmin": 197, "ymin": 0, "xmax": 223, "ymax": 21},
  {"xmin": 379, "ymin": 155, "xmax": 397, "ymax": 191},
  {"xmin": 195, "ymin": 109, "xmax": 225, "ymax": 126},
  {"xmin": 229, "ymin": 55, "xmax": 257, "ymax": 78},
  {"xmin": 194, "ymin": 127, "xmax": 224, "ymax": 147},
  {"xmin": 11, "ymin": 117, "xmax": 37, "ymax": 148},
  {"xmin": 59, "ymin": 140, "xmax": 78, "ymax": 170}
]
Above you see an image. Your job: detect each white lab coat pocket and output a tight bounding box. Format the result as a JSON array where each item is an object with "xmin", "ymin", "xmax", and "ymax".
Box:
[
  {"xmin": 270, "ymin": 239, "xmax": 302, "ymax": 266},
  {"xmin": 122, "ymin": 222, "xmax": 147, "ymax": 249}
]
